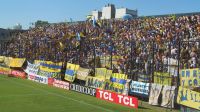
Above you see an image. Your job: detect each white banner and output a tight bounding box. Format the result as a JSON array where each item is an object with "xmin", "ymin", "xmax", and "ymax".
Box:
[
  {"xmin": 53, "ymin": 79, "xmax": 70, "ymax": 90},
  {"xmin": 161, "ymin": 85, "xmax": 176, "ymax": 108},
  {"xmin": 28, "ymin": 74, "xmax": 48, "ymax": 84},
  {"xmin": 25, "ymin": 62, "xmax": 39, "ymax": 75},
  {"xmin": 149, "ymin": 83, "xmax": 162, "ymax": 105}
]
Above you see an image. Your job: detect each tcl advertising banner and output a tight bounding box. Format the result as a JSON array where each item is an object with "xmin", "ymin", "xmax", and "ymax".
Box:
[
  {"xmin": 53, "ymin": 79, "xmax": 70, "ymax": 90},
  {"xmin": 11, "ymin": 70, "xmax": 26, "ymax": 79},
  {"xmin": 96, "ymin": 89, "xmax": 138, "ymax": 108},
  {"xmin": 70, "ymin": 83, "xmax": 96, "ymax": 97},
  {"xmin": 28, "ymin": 74, "xmax": 48, "ymax": 84}
]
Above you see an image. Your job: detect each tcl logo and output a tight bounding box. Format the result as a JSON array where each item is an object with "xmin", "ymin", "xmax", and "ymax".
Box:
[
  {"xmin": 98, "ymin": 91, "xmax": 114, "ymax": 101},
  {"xmin": 96, "ymin": 89, "xmax": 138, "ymax": 108}
]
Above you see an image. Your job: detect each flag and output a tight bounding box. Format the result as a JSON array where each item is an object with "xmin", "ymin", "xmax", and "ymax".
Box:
[
  {"xmin": 86, "ymin": 15, "xmax": 93, "ymax": 21},
  {"xmin": 92, "ymin": 17, "xmax": 100, "ymax": 28},
  {"xmin": 76, "ymin": 33, "xmax": 81, "ymax": 41},
  {"xmin": 59, "ymin": 42, "xmax": 64, "ymax": 49}
]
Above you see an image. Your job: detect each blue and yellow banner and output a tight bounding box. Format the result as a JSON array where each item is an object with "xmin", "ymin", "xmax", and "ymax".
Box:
[
  {"xmin": 35, "ymin": 60, "xmax": 62, "ymax": 73},
  {"xmin": 180, "ymin": 68, "xmax": 200, "ymax": 87},
  {"xmin": 64, "ymin": 63, "xmax": 80, "ymax": 82},
  {"xmin": 109, "ymin": 73, "xmax": 127, "ymax": 93},
  {"xmin": 177, "ymin": 86, "xmax": 200, "ymax": 110}
]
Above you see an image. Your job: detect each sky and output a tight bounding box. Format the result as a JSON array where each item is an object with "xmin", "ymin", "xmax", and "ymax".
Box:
[{"xmin": 0, "ymin": 0, "xmax": 200, "ymax": 29}]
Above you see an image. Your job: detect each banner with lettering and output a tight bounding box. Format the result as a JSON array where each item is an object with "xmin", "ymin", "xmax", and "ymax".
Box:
[
  {"xmin": 95, "ymin": 68, "xmax": 107, "ymax": 78},
  {"xmin": 64, "ymin": 63, "xmax": 80, "ymax": 82},
  {"xmin": 154, "ymin": 72, "xmax": 172, "ymax": 86},
  {"xmin": 180, "ymin": 68, "xmax": 200, "ymax": 88},
  {"xmin": 9, "ymin": 58, "xmax": 26, "ymax": 68},
  {"xmin": 70, "ymin": 83, "xmax": 96, "ymax": 96},
  {"xmin": 161, "ymin": 85, "xmax": 176, "ymax": 108},
  {"xmin": 129, "ymin": 81, "xmax": 150, "ymax": 97},
  {"xmin": 76, "ymin": 67, "xmax": 90, "ymax": 81},
  {"xmin": 96, "ymin": 89, "xmax": 138, "ymax": 108},
  {"xmin": 177, "ymin": 86, "xmax": 200, "ymax": 110},
  {"xmin": 53, "ymin": 79, "xmax": 70, "ymax": 90},
  {"xmin": 149, "ymin": 83, "xmax": 162, "ymax": 105},
  {"xmin": 38, "ymin": 69, "xmax": 61, "ymax": 79},
  {"xmin": 28, "ymin": 74, "xmax": 48, "ymax": 84},
  {"xmin": 85, "ymin": 76, "xmax": 105, "ymax": 89},
  {"xmin": 25, "ymin": 62, "xmax": 39, "ymax": 75}
]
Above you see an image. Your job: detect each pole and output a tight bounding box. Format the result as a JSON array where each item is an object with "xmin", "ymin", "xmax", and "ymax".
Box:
[
  {"xmin": 152, "ymin": 40, "xmax": 155, "ymax": 83},
  {"xmin": 177, "ymin": 39, "xmax": 181, "ymax": 87},
  {"xmin": 110, "ymin": 41, "xmax": 113, "ymax": 70},
  {"xmin": 93, "ymin": 39, "xmax": 96, "ymax": 74}
]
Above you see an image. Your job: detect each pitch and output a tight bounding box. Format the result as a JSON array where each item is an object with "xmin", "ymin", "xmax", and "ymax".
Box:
[{"xmin": 0, "ymin": 75, "xmax": 178, "ymax": 112}]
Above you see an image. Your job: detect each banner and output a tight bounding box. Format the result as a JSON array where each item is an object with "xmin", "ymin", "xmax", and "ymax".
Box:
[
  {"xmin": 180, "ymin": 68, "xmax": 200, "ymax": 87},
  {"xmin": 129, "ymin": 81, "xmax": 149, "ymax": 97},
  {"xmin": 76, "ymin": 68, "xmax": 90, "ymax": 81},
  {"xmin": 53, "ymin": 79, "xmax": 70, "ymax": 90},
  {"xmin": 85, "ymin": 76, "xmax": 105, "ymax": 89},
  {"xmin": 28, "ymin": 74, "xmax": 48, "ymax": 84},
  {"xmin": 110, "ymin": 73, "xmax": 127, "ymax": 93},
  {"xmin": 65, "ymin": 63, "xmax": 80, "ymax": 82},
  {"xmin": 25, "ymin": 62, "xmax": 39, "ymax": 75},
  {"xmin": 177, "ymin": 86, "xmax": 200, "ymax": 110},
  {"xmin": 38, "ymin": 70, "xmax": 61, "ymax": 79},
  {"xmin": 106, "ymin": 70, "xmax": 112, "ymax": 80},
  {"xmin": 10, "ymin": 70, "xmax": 26, "ymax": 79},
  {"xmin": 39, "ymin": 61, "xmax": 62, "ymax": 73},
  {"xmin": 137, "ymin": 71, "xmax": 150, "ymax": 82},
  {"xmin": 95, "ymin": 68, "xmax": 107, "ymax": 78},
  {"xmin": 122, "ymin": 79, "xmax": 131, "ymax": 95},
  {"xmin": 4, "ymin": 57, "xmax": 12, "ymax": 67},
  {"xmin": 0, "ymin": 56, "xmax": 5, "ymax": 63},
  {"xmin": 161, "ymin": 86, "xmax": 176, "ymax": 108},
  {"xmin": 0, "ymin": 66, "xmax": 11, "ymax": 75},
  {"xmin": 96, "ymin": 89, "xmax": 138, "ymax": 108},
  {"xmin": 149, "ymin": 83, "xmax": 162, "ymax": 105},
  {"xmin": 181, "ymin": 106, "xmax": 200, "ymax": 112},
  {"xmin": 154, "ymin": 72, "xmax": 172, "ymax": 86},
  {"xmin": 70, "ymin": 83, "xmax": 96, "ymax": 96},
  {"xmin": 9, "ymin": 58, "xmax": 26, "ymax": 68}
]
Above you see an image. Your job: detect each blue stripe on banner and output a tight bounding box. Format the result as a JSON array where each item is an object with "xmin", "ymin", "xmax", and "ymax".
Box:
[
  {"xmin": 40, "ymin": 63, "xmax": 62, "ymax": 69},
  {"xmin": 110, "ymin": 78, "xmax": 126, "ymax": 84},
  {"xmin": 118, "ymin": 79, "xmax": 126, "ymax": 84},
  {"xmin": 65, "ymin": 69, "xmax": 75, "ymax": 76},
  {"xmin": 110, "ymin": 77, "xmax": 116, "ymax": 82}
]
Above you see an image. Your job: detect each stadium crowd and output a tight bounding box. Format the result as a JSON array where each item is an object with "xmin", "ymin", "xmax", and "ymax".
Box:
[{"xmin": 2, "ymin": 14, "xmax": 200, "ymax": 76}]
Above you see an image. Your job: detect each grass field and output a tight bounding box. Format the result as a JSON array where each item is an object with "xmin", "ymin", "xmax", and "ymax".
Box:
[{"xmin": 0, "ymin": 75, "xmax": 179, "ymax": 112}]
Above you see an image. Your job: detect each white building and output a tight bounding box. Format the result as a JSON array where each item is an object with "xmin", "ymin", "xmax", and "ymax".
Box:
[
  {"xmin": 101, "ymin": 4, "xmax": 115, "ymax": 19},
  {"xmin": 115, "ymin": 8, "xmax": 137, "ymax": 19},
  {"xmin": 92, "ymin": 10, "xmax": 102, "ymax": 20},
  {"xmin": 89, "ymin": 4, "xmax": 138, "ymax": 20}
]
